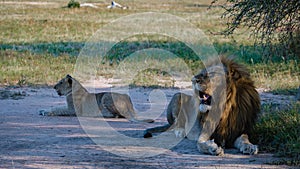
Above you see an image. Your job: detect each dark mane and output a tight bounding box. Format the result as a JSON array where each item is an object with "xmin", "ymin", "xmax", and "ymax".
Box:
[{"xmin": 210, "ymin": 57, "xmax": 261, "ymax": 147}]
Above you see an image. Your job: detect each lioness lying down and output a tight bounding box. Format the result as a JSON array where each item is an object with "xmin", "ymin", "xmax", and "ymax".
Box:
[
  {"xmin": 144, "ymin": 57, "xmax": 260, "ymax": 155},
  {"xmin": 39, "ymin": 75, "xmax": 154, "ymax": 123}
]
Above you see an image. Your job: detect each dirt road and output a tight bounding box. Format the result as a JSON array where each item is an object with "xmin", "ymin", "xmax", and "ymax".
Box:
[{"xmin": 0, "ymin": 87, "xmax": 295, "ymax": 168}]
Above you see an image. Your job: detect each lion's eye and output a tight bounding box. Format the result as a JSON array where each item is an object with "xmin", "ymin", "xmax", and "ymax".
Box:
[{"xmin": 201, "ymin": 73, "xmax": 209, "ymax": 79}]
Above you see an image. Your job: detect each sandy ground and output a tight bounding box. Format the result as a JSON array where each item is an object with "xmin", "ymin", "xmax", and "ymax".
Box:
[{"xmin": 0, "ymin": 86, "xmax": 297, "ymax": 169}]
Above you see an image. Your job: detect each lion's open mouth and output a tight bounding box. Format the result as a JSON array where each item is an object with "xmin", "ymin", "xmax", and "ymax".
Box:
[
  {"xmin": 199, "ymin": 91, "xmax": 207, "ymax": 98},
  {"xmin": 199, "ymin": 91, "xmax": 210, "ymax": 99},
  {"xmin": 199, "ymin": 91, "xmax": 212, "ymax": 105}
]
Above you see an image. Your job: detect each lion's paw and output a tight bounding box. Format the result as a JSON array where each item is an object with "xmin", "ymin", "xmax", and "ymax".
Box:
[
  {"xmin": 173, "ymin": 128, "xmax": 185, "ymax": 138},
  {"xmin": 197, "ymin": 140, "xmax": 224, "ymax": 156},
  {"xmin": 240, "ymin": 143, "xmax": 258, "ymax": 155}
]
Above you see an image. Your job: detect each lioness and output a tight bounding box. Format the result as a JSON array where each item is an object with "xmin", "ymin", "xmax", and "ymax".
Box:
[
  {"xmin": 144, "ymin": 57, "xmax": 260, "ymax": 155},
  {"xmin": 39, "ymin": 74, "xmax": 154, "ymax": 123}
]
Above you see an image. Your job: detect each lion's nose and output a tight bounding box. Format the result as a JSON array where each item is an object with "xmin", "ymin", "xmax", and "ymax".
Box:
[
  {"xmin": 191, "ymin": 77, "xmax": 196, "ymax": 82},
  {"xmin": 191, "ymin": 78, "xmax": 200, "ymax": 83}
]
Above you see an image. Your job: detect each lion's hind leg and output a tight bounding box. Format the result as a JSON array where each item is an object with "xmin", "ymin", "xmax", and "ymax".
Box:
[{"xmin": 234, "ymin": 134, "xmax": 258, "ymax": 155}]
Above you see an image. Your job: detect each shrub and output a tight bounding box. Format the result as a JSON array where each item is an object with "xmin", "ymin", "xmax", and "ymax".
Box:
[
  {"xmin": 252, "ymin": 103, "xmax": 300, "ymax": 166},
  {"xmin": 212, "ymin": 0, "xmax": 300, "ymax": 60},
  {"xmin": 68, "ymin": 0, "xmax": 80, "ymax": 8}
]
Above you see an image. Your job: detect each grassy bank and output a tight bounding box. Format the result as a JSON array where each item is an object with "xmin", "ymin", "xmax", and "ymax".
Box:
[{"xmin": 253, "ymin": 103, "xmax": 300, "ymax": 166}]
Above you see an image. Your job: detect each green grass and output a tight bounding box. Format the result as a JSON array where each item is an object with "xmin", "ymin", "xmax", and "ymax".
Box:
[
  {"xmin": 1, "ymin": 41, "xmax": 298, "ymax": 93},
  {"xmin": 253, "ymin": 103, "xmax": 300, "ymax": 166}
]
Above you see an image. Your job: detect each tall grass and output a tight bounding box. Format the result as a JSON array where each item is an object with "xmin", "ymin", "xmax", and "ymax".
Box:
[{"xmin": 253, "ymin": 103, "xmax": 300, "ymax": 166}]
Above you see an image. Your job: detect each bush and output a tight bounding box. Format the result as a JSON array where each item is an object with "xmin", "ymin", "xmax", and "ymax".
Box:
[
  {"xmin": 212, "ymin": 0, "xmax": 300, "ymax": 60},
  {"xmin": 252, "ymin": 103, "xmax": 300, "ymax": 166},
  {"xmin": 68, "ymin": 0, "xmax": 80, "ymax": 8}
]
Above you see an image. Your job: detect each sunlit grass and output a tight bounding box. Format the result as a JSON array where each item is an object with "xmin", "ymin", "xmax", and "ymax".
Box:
[
  {"xmin": 0, "ymin": 50, "xmax": 76, "ymax": 86},
  {"xmin": 249, "ymin": 61, "xmax": 300, "ymax": 94}
]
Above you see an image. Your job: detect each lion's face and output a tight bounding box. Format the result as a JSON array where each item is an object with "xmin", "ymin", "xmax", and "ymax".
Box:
[
  {"xmin": 192, "ymin": 64, "xmax": 226, "ymax": 98},
  {"xmin": 53, "ymin": 75, "xmax": 73, "ymax": 96},
  {"xmin": 192, "ymin": 68, "xmax": 211, "ymax": 96}
]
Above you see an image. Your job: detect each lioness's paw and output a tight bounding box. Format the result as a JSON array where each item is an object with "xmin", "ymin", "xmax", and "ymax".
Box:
[
  {"xmin": 197, "ymin": 140, "xmax": 224, "ymax": 156},
  {"xmin": 39, "ymin": 109, "xmax": 47, "ymax": 116},
  {"xmin": 39, "ymin": 109, "xmax": 52, "ymax": 116},
  {"xmin": 173, "ymin": 128, "xmax": 185, "ymax": 138},
  {"xmin": 240, "ymin": 144, "xmax": 258, "ymax": 155}
]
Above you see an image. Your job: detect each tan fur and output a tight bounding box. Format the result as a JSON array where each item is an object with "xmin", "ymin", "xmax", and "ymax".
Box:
[
  {"xmin": 143, "ymin": 92, "xmax": 203, "ymax": 141},
  {"xmin": 144, "ymin": 57, "xmax": 260, "ymax": 155},
  {"xmin": 39, "ymin": 75, "xmax": 154, "ymax": 123}
]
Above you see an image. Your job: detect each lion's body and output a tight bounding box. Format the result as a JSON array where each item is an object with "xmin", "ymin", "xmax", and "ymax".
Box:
[
  {"xmin": 144, "ymin": 93, "xmax": 203, "ymax": 141},
  {"xmin": 144, "ymin": 57, "xmax": 260, "ymax": 155},
  {"xmin": 39, "ymin": 75, "xmax": 154, "ymax": 123}
]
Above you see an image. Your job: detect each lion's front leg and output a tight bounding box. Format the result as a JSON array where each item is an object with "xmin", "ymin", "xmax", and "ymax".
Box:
[
  {"xmin": 197, "ymin": 140, "xmax": 224, "ymax": 156},
  {"xmin": 197, "ymin": 106, "xmax": 224, "ymax": 156},
  {"xmin": 234, "ymin": 134, "xmax": 258, "ymax": 155}
]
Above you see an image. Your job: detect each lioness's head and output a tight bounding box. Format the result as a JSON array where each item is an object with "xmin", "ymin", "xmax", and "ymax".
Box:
[{"xmin": 54, "ymin": 74, "xmax": 73, "ymax": 96}]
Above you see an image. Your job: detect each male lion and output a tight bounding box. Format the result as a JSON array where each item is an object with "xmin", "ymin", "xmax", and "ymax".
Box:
[
  {"xmin": 144, "ymin": 57, "xmax": 260, "ymax": 155},
  {"xmin": 39, "ymin": 74, "xmax": 154, "ymax": 123}
]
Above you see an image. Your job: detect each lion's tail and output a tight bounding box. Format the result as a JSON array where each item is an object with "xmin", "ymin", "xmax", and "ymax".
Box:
[{"xmin": 143, "ymin": 124, "xmax": 172, "ymax": 138}]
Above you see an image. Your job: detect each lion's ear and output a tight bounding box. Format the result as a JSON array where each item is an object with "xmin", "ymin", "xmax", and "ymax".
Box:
[{"xmin": 230, "ymin": 70, "xmax": 240, "ymax": 80}]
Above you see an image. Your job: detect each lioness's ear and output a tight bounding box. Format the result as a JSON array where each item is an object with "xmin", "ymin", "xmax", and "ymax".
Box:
[
  {"xmin": 66, "ymin": 74, "xmax": 72, "ymax": 79},
  {"xmin": 68, "ymin": 78, "xmax": 72, "ymax": 85},
  {"xmin": 66, "ymin": 74, "xmax": 73, "ymax": 85}
]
